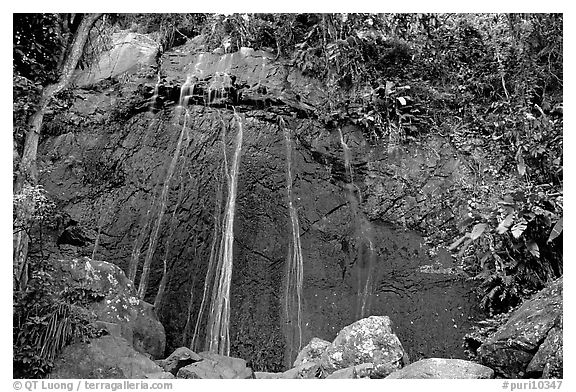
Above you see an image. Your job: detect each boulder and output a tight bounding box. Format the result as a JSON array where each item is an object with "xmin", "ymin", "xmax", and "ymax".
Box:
[
  {"xmin": 477, "ymin": 278, "xmax": 562, "ymax": 378},
  {"xmin": 157, "ymin": 347, "xmax": 203, "ymax": 375},
  {"xmin": 52, "ymin": 257, "xmax": 166, "ymax": 358},
  {"xmin": 526, "ymin": 317, "xmax": 563, "ymax": 378},
  {"xmin": 254, "ymin": 371, "xmax": 284, "ymax": 379},
  {"xmin": 385, "ymin": 358, "xmax": 494, "ymax": 379},
  {"xmin": 282, "ymin": 362, "xmax": 320, "ymax": 379},
  {"xmin": 176, "ymin": 359, "xmax": 228, "ymax": 379},
  {"xmin": 51, "ymin": 335, "xmax": 163, "ymax": 379},
  {"xmin": 326, "ymin": 363, "xmax": 374, "ymax": 379},
  {"xmin": 198, "ymin": 351, "xmax": 248, "ymax": 374},
  {"xmin": 293, "ymin": 337, "xmax": 331, "ymax": 367},
  {"xmin": 175, "ymin": 352, "xmax": 254, "ymax": 379},
  {"xmin": 319, "ymin": 316, "xmax": 408, "ymax": 377},
  {"xmin": 145, "ymin": 372, "xmax": 175, "ymax": 379}
]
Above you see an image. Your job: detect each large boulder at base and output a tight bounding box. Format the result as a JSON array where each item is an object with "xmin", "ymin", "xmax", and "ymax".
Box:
[
  {"xmin": 52, "ymin": 257, "xmax": 166, "ymax": 358},
  {"xmin": 254, "ymin": 371, "xmax": 284, "ymax": 379},
  {"xmin": 156, "ymin": 347, "xmax": 203, "ymax": 375},
  {"xmin": 176, "ymin": 352, "xmax": 254, "ymax": 379},
  {"xmin": 478, "ymin": 278, "xmax": 562, "ymax": 378},
  {"xmin": 385, "ymin": 358, "xmax": 494, "ymax": 379},
  {"xmin": 526, "ymin": 317, "xmax": 563, "ymax": 378},
  {"xmin": 51, "ymin": 335, "xmax": 163, "ymax": 379},
  {"xmin": 319, "ymin": 316, "xmax": 409, "ymax": 378},
  {"xmin": 326, "ymin": 363, "xmax": 374, "ymax": 379},
  {"xmin": 254, "ymin": 362, "xmax": 320, "ymax": 379},
  {"xmin": 282, "ymin": 362, "xmax": 320, "ymax": 379},
  {"xmin": 145, "ymin": 372, "xmax": 175, "ymax": 379},
  {"xmin": 293, "ymin": 338, "xmax": 331, "ymax": 367}
]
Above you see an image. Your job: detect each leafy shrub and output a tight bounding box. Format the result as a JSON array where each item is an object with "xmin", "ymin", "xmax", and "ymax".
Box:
[
  {"xmin": 13, "ymin": 185, "xmax": 56, "ymax": 235},
  {"xmin": 13, "ymin": 260, "xmax": 105, "ymax": 378}
]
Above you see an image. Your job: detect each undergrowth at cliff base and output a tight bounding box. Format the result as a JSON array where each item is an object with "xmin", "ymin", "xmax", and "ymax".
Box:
[{"xmin": 13, "ymin": 257, "xmax": 105, "ymax": 378}]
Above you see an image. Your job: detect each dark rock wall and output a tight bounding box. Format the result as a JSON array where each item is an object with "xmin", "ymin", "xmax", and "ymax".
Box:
[{"xmin": 36, "ymin": 33, "xmax": 483, "ymax": 372}]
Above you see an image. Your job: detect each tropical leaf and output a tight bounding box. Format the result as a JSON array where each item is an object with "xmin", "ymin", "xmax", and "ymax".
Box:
[
  {"xmin": 470, "ymin": 223, "xmax": 487, "ymax": 240},
  {"xmin": 526, "ymin": 241, "xmax": 540, "ymax": 258},
  {"xmin": 517, "ymin": 156, "xmax": 526, "ymax": 176},
  {"xmin": 511, "ymin": 218, "xmax": 527, "ymax": 239},
  {"xmin": 547, "ymin": 216, "xmax": 563, "ymax": 243},
  {"xmin": 496, "ymin": 213, "xmax": 514, "ymax": 234}
]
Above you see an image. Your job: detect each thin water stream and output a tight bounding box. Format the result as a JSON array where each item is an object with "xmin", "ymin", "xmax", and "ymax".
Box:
[
  {"xmin": 280, "ymin": 118, "xmax": 304, "ymax": 363},
  {"xmin": 137, "ymin": 108, "xmax": 191, "ymax": 298},
  {"xmin": 338, "ymin": 128, "xmax": 376, "ymax": 318},
  {"xmin": 205, "ymin": 112, "xmax": 244, "ymax": 356}
]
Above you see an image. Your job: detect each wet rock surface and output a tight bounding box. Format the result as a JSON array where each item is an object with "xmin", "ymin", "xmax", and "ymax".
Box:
[
  {"xmin": 175, "ymin": 353, "xmax": 254, "ymax": 379},
  {"xmin": 38, "ymin": 33, "xmax": 483, "ymax": 371},
  {"xmin": 51, "ymin": 336, "xmax": 163, "ymax": 379},
  {"xmin": 477, "ymin": 278, "xmax": 563, "ymax": 378},
  {"xmin": 319, "ymin": 316, "xmax": 408, "ymax": 377},
  {"xmin": 293, "ymin": 337, "xmax": 331, "ymax": 367},
  {"xmin": 72, "ymin": 31, "xmax": 159, "ymax": 86},
  {"xmin": 156, "ymin": 347, "xmax": 203, "ymax": 375},
  {"xmin": 51, "ymin": 257, "xmax": 166, "ymax": 358},
  {"xmin": 325, "ymin": 363, "xmax": 374, "ymax": 379},
  {"xmin": 385, "ymin": 358, "xmax": 494, "ymax": 379}
]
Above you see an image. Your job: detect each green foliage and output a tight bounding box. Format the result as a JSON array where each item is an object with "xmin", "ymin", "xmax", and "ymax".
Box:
[
  {"xmin": 13, "ymin": 14, "xmax": 65, "ymax": 84},
  {"xmin": 452, "ymin": 175, "xmax": 562, "ymax": 314},
  {"xmin": 13, "ymin": 185, "xmax": 56, "ymax": 234},
  {"xmin": 13, "ymin": 259, "xmax": 105, "ymax": 378},
  {"xmin": 111, "ymin": 13, "xmax": 207, "ymax": 51},
  {"xmin": 386, "ymin": 14, "xmax": 563, "ymax": 313},
  {"xmin": 13, "ymin": 76, "xmax": 43, "ymax": 156}
]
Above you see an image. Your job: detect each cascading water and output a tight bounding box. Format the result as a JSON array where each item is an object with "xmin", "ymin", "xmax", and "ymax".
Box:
[
  {"xmin": 204, "ymin": 111, "xmax": 244, "ymax": 356},
  {"xmin": 338, "ymin": 128, "xmax": 376, "ymax": 319},
  {"xmin": 181, "ymin": 51, "xmax": 245, "ymax": 355},
  {"xmin": 190, "ymin": 161, "xmax": 224, "ymax": 351},
  {"xmin": 137, "ymin": 107, "xmax": 192, "ymax": 298},
  {"xmin": 149, "ymin": 72, "xmax": 161, "ymax": 110},
  {"xmin": 280, "ymin": 117, "xmax": 304, "ymax": 364},
  {"xmin": 339, "ymin": 128, "xmax": 354, "ymax": 185}
]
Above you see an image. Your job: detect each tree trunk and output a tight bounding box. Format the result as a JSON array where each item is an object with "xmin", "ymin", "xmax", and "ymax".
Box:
[{"xmin": 13, "ymin": 13, "xmax": 102, "ymax": 291}]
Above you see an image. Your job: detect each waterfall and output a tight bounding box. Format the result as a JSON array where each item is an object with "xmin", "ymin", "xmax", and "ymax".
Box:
[
  {"xmin": 190, "ymin": 159, "xmax": 225, "ymax": 351},
  {"xmin": 137, "ymin": 108, "xmax": 192, "ymax": 298},
  {"xmin": 338, "ymin": 128, "xmax": 376, "ymax": 319},
  {"xmin": 149, "ymin": 71, "xmax": 161, "ymax": 110},
  {"xmin": 339, "ymin": 128, "xmax": 354, "ymax": 184},
  {"xmin": 153, "ymin": 165, "xmax": 187, "ymax": 313},
  {"xmin": 280, "ymin": 117, "xmax": 304, "ymax": 363},
  {"xmin": 205, "ymin": 111, "xmax": 244, "ymax": 356}
]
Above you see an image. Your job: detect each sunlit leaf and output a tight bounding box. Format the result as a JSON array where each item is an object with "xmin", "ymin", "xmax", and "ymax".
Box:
[
  {"xmin": 526, "ymin": 241, "xmax": 540, "ymax": 258},
  {"xmin": 470, "ymin": 223, "xmax": 487, "ymax": 240},
  {"xmin": 547, "ymin": 216, "xmax": 563, "ymax": 243},
  {"xmin": 511, "ymin": 218, "xmax": 527, "ymax": 239},
  {"xmin": 385, "ymin": 81, "xmax": 394, "ymax": 95},
  {"xmin": 397, "ymin": 96, "xmax": 407, "ymax": 105},
  {"xmin": 517, "ymin": 155, "xmax": 526, "ymax": 176},
  {"xmin": 496, "ymin": 214, "xmax": 514, "ymax": 234}
]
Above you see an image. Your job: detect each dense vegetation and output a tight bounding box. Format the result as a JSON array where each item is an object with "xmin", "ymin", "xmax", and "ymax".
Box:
[{"xmin": 13, "ymin": 13, "xmax": 562, "ymax": 376}]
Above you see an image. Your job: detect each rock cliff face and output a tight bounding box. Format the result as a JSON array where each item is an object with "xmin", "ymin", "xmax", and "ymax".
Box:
[{"xmin": 37, "ymin": 31, "xmax": 483, "ymax": 371}]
